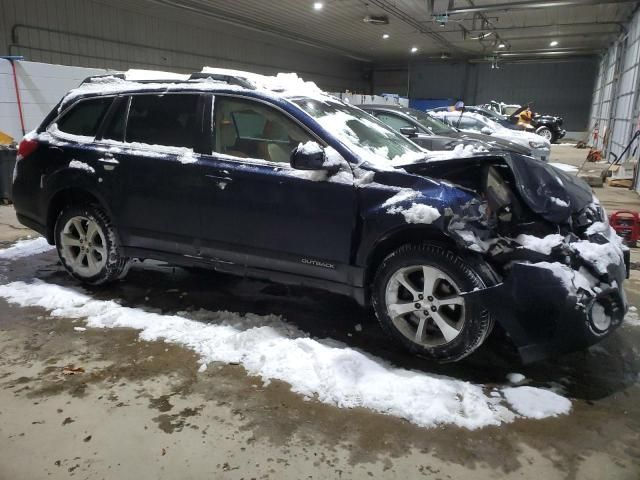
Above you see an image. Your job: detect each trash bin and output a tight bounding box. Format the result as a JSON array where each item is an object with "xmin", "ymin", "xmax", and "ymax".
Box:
[{"xmin": 0, "ymin": 145, "xmax": 17, "ymax": 203}]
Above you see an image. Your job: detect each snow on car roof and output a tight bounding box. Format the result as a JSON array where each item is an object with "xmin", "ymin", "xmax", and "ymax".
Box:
[{"xmin": 59, "ymin": 67, "xmax": 332, "ymax": 110}]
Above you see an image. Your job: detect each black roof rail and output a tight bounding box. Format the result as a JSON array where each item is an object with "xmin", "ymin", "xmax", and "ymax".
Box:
[{"xmin": 189, "ymin": 72, "xmax": 255, "ymax": 89}]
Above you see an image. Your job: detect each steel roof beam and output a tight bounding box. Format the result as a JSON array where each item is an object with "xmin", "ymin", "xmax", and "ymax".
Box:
[{"xmin": 449, "ymin": 0, "xmax": 635, "ymax": 15}]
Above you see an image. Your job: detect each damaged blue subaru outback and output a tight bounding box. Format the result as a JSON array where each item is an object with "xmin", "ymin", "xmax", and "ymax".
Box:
[{"xmin": 12, "ymin": 68, "xmax": 630, "ymax": 363}]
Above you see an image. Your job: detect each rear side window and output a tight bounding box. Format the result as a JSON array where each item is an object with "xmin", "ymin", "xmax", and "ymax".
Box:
[
  {"xmin": 125, "ymin": 94, "xmax": 202, "ymax": 149},
  {"xmin": 56, "ymin": 97, "xmax": 113, "ymax": 137}
]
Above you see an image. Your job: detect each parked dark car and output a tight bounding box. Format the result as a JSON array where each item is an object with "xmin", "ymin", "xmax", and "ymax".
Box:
[
  {"xmin": 483, "ymin": 101, "xmax": 567, "ymax": 143},
  {"xmin": 12, "ymin": 69, "xmax": 628, "ymax": 364},
  {"xmin": 530, "ymin": 113, "xmax": 566, "ymax": 143},
  {"xmin": 361, "ymin": 104, "xmax": 533, "ymax": 157}
]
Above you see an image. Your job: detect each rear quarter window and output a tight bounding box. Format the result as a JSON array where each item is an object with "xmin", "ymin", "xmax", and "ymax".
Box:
[
  {"xmin": 125, "ymin": 94, "xmax": 202, "ymax": 149},
  {"xmin": 56, "ymin": 97, "xmax": 113, "ymax": 137}
]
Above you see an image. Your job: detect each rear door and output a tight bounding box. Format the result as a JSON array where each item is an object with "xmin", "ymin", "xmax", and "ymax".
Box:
[
  {"xmin": 95, "ymin": 92, "xmax": 208, "ymax": 256},
  {"xmin": 198, "ymin": 95, "xmax": 357, "ymax": 282},
  {"xmin": 30, "ymin": 97, "xmax": 116, "ymax": 219}
]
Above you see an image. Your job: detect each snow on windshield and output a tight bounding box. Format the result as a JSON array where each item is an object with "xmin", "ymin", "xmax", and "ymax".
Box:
[{"xmin": 293, "ymin": 98, "xmax": 426, "ymax": 167}]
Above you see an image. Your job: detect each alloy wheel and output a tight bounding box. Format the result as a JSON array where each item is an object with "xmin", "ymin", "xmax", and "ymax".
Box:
[
  {"xmin": 59, "ymin": 216, "xmax": 108, "ymax": 277},
  {"xmin": 384, "ymin": 265, "xmax": 465, "ymax": 347},
  {"xmin": 539, "ymin": 128, "xmax": 553, "ymax": 141}
]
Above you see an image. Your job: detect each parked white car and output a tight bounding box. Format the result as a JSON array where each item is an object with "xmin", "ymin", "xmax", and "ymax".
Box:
[{"xmin": 432, "ymin": 111, "xmax": 551, "ymax": 162}]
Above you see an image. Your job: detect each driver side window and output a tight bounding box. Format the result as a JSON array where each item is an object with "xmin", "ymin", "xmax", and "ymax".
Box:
[
  {"xmin": 375, "ymin": 113, "xmax": 414, "ymax": 132},
  {"xmin": 214, "ymin": 97, "xmax": 314, "ymax": 163}
]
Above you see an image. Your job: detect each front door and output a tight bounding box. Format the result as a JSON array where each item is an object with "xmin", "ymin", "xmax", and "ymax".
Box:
[{"xmin": 198, "ymin": 95, "xmax": 357, "ymax": 282}]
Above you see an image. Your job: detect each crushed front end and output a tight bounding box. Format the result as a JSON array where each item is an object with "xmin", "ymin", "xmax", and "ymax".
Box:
[{"xmin": 406, "ymin": 153, "xmax": 629, "ymax": 362}]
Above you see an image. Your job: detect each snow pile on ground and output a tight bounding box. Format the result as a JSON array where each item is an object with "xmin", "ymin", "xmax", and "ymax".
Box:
[
  {"xmin": 549, "ymin": 162, "xmax": 579, "ymax": 173},
  {"xmin": 0, "ymin": 278, "xmax": 572, "ymax": 430},
  {"xmin": 502, "ymin": 386, "xmax": 571, "ymax": 419},
  {"xmin": 0, "ymin": 237, "xmax": 53, "ymax": 260},
  {"xmin": 506, "ymin": 373, "xmax": 526, "ymax": 384},
  {"xmin": 625, "ymin": 306, "xmax": 640, "ymax": 327}
]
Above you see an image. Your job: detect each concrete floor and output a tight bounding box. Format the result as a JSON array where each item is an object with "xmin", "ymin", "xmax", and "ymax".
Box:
[{"xmin": 1, "ymin": 145, "xmax": 639, "ymax": 479}]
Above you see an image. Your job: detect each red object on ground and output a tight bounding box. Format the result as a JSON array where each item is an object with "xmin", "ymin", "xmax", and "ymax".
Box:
[{"xmin": 609, "ymin": 210, "xmax": 640, "ymax": 247}]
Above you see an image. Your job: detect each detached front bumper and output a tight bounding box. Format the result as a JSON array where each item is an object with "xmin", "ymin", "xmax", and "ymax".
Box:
[{"xmin": 463, "ymin": 254, "xmax": 628, "ymax": 363}]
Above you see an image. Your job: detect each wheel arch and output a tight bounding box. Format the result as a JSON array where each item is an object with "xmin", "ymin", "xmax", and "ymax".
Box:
[
  {"xmin": 46, "ymin": 187, "xmax": 114, "ymax": 244},
  {"xmin": 362, "ymin": 226, "xmax": 457, "ymax": 302}
]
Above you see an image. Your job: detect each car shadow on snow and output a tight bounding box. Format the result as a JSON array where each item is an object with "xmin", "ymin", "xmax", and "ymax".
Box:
[{"xmin": 8, "ymin": 253, "xmax": 640, "ymax": 402}]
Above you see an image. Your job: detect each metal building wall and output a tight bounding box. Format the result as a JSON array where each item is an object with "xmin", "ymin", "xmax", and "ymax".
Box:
[
  {"xmin": 589, "ymin": 6, "xmax": 640, "ymax": 184},
  {"xmin": 374, "ymin": 59, "xmax": 598, "ymax": 131},
  {"xmin": 0, "ymin": 0, "xmax": 367, "ymax": 92}
]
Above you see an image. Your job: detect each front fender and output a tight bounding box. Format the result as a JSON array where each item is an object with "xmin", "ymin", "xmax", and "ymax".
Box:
[{"xmin": 355, "ymin": 173, "xmax": 486, "ymax": 266}]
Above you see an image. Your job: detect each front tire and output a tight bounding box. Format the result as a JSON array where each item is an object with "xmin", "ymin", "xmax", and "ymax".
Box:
[
  {"xmin": 536, "ymin": 126, "xmax": 553, "ymax": 143},
  {"xmin": 55, "ymin": 204, "xmax": 130, "ymax": 285},
  {"xmin": 372, "ymin": 243, "xmax": 494, "ymax": 362}
]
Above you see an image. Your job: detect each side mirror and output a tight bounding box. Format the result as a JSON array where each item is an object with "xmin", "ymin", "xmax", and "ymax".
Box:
[
  {"xmin": 399, "ymin": 126, "xmax": 418, "ymax": 138},
  {"xmin": 290, "ymin": 142, "xmax": 337, "ymax": 172},
  {"xmin": 481, "ymin": 127, "xmax": 493, "ymax": 135}
]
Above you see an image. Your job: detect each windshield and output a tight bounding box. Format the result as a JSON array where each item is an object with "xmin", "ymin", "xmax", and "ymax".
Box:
[
  {"xmin": 291, "ymin": 98, "xmax": 426, "ymax": 165},
  {"xmin": 403, "ymin": 108, "xmax": 456, "ymax": 135},
  {"xmin": 474, "ymin": 107, "xmax": 507, "ymax": 121}
]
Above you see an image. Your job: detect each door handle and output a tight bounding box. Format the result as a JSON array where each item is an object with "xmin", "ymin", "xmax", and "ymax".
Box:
[
  {"xmin": 98, "ymin": 156, "xmax": 119, "ymax": 170},
  {"xmin": 205, "ymin": 174, "xmax": 232, "ymax": 182}
]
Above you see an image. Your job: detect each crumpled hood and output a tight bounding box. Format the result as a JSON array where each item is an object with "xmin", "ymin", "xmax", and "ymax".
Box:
[
  {"xmin": 398, "ymin": 153, "xmax": 592, "ymax": 224},
  {"xmin": 506, "ymin": 154, "xmax": 592, "ymax": 223}
]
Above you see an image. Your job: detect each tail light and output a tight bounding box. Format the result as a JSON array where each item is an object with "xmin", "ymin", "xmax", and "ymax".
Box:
[
  {"xmin": 17, "ymin": 137, "xmax": 38, "ymax": 160},
  {"xmin": 13, "ymin": 137, "xmax": 39, "ymax": 184}
]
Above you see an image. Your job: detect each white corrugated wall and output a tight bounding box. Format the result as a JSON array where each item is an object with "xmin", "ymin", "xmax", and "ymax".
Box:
[
  {"xmin": 589, "ymin": 5, "xmax": 640, "ymax": 188},
  {"xmin": 0, "ymin": 0, "xmax": 367, "ymax": 92}
]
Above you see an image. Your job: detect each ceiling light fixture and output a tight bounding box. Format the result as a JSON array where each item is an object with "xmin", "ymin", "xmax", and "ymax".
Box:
[
  {"xmin": 411, "ymin": 46, "xmax": 418, "ymax": 53},
  {"xmin": 313, "ymin": 2, "xmax": 323, "ymax": 11},
  {"xmin": 550, "ymin": 40, "xmax": 559, "ymax": 47},
  {"xmin": 382, "ymin": 33, "xmax": 390, "ymax": 39}
]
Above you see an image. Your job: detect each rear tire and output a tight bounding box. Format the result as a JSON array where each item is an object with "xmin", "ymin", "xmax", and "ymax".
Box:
[
  {"xmin": 55, "ymin": 204, "xmax": 130, "ymax": 285},
  {"xmin": 372, "ymin": 243, "xmax": 494, "ymax": 363}
]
